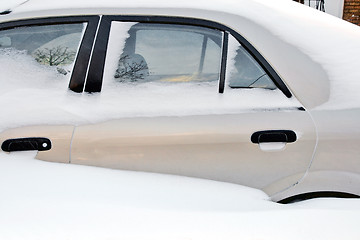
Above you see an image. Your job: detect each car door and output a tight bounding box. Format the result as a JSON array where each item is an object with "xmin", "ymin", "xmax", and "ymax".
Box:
[
  {"xmin": 0, "ymin": 16, "xmax": 98, "ymax": 163},
  {"xmin": 70, "ymin": 16, "xmax": 317, "ymax": 196}
]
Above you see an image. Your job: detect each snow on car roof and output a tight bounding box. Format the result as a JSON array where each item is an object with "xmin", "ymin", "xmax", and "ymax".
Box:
[{"xmin": 1, "ymin": 0, "xmax": 360, "ymax": 110}]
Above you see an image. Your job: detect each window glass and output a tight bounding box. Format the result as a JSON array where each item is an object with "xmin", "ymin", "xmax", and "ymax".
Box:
[
  {"xmin": 226, "ymin": 35, "xmax": 276, "ymax": 89},
  {"xmin": 0, "ymin": 23, "xmax": 86, "ymax": 93},
  {"xmin": 99, "ymin": 21, "xmax": 295, "ymax": 118},
  {"xmin": 103, "ymin": 22, "xmax": 222, "ymax": 86}
]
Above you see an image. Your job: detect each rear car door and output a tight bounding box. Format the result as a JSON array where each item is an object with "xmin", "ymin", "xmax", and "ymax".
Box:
[{"xmin": 70, "ymin": 16, "xmax": 317, "ymax": 196}]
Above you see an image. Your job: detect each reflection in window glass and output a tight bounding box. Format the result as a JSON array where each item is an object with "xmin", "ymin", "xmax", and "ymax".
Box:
[
  {"xmin": 226, "ymin": 35, "xmax": 276, "ymax": 90},
  {"xmin": 104, "ymin": 22, "xmax": 223, "ymax": 86},
  {"xmin": 136, "ymin": 29, "xmax": 203, "ymax": 75}
]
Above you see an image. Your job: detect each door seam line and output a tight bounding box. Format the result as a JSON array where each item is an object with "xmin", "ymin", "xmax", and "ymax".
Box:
[
  {"xmin": 69, "ymin": 125, "xmax": 77, "ymax": 164},
  {"xmin": 270, "ymin": 107, "xmax": 319, "ymax": 199}
]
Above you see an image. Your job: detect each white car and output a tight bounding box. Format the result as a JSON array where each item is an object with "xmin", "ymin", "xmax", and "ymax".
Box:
[{"xmin": 0, "ymin": 0, "xmax": 359, "ymax": 203}]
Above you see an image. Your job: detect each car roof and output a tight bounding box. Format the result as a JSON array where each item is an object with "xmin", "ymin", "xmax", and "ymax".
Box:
[{"xmin": 1, "ymin": 0, "xmax": 360, "ymax": 110}]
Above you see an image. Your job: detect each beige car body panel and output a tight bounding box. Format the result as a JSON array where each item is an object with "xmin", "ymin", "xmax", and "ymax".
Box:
[{"xmin": 71, "ymin": 111, "xmax": 316, "ymax": 196}]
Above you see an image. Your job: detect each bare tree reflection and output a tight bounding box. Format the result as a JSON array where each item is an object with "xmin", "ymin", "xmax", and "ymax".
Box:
[{"xmin": 115, "ymin": 54, "xmax": 149, "ymax": 81}]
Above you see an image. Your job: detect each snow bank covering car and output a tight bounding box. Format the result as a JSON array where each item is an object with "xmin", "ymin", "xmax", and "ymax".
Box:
[{"xmin": 0, "ymin": 0, "xmax": 359, "ymax": 202}]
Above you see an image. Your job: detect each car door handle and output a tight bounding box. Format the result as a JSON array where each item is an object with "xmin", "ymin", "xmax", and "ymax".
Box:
[
  {"xmin": 251, "ymin": 130, "xmax": 297, "ymax": 144},
  {"xmin": 1, "ymin": 137, "xmax": 51, "ymax": 152}
]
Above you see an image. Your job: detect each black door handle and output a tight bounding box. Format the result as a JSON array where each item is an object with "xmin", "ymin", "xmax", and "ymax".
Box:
[
  {"xmin": 1, "ymin": 137, "xmax": 51, "ymax": 152},
  {"xmin": 251, "ymin": 130, "xmax": 296, "ymax": 144}
]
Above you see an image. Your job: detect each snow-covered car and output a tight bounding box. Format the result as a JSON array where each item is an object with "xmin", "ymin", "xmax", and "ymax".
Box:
[{"xmin": 0, "ymin": 0, "xmax": 359, "ymax": 203}]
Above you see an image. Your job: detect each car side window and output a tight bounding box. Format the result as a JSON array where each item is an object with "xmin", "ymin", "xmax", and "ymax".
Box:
[
  {"xmin": 0, "ymin": 23, "xmax": 86, "ymax": 92},
  {"xmin": 226, "ymin": 35, "xmax": 276, "ymax": 90},
  {"xmin": 103, "ymin": 22, "xmax": 222, "ymax": 87},
  {"xmin": 102, "ymin": 21, "xmax": 277, "ymax": 92}
]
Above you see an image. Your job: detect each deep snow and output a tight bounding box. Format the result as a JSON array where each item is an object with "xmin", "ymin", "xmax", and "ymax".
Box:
[{"xmin": 1, "ymin": 151, "xmax": 360, "ymax": 240}]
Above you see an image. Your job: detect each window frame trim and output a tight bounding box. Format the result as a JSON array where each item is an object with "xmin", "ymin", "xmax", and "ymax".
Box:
[
  {"xmin": 219, "ymin": 32, "xmax": 228, "ymax": 94},
  {"xmin": 86, "ymin": 15, "xmax": 292, "ymax": 98}
]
